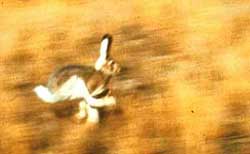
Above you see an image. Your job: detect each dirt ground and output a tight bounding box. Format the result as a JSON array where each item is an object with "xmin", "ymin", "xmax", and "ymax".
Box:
[{"xmin": 1, "ymin": 1, "xmax": 250, "ymax": 154}]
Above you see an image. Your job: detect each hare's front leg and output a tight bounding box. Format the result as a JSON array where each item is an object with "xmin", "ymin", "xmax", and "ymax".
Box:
[
  {"xmin": 75, "ymin": 100, "xmax": 87, "ymax": 120},
  {"xmin": 103, "ymin": 95, "xmax": 116, "ymax": 106},
  {"xmin": 88, "ymin": 95, "xmax": 116, "ymax": 108},
  {"xmin": 86, "ymin": 105, "xmax": 99, "ymax": 123},
  {"xmin": 86, "ymin": 96, "xmax": 116, "ymax": 123}
]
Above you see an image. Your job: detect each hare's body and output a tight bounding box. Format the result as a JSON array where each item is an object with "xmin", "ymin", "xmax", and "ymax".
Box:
[
  {"xmin": 33, "ymin": 34, "xmax": 121, "ymax": 123},
  {"xmin": 48, "ymin": 65, "xmax": 111, "ymax": 97}
]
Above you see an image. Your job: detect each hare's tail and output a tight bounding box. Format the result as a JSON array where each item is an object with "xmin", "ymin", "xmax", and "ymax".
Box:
[{"xmin": 33, "ymin": 85, "xmax": 60, "ymax": 103}]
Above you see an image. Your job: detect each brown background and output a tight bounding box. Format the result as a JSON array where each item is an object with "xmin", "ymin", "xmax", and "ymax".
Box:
[{"xmin": 1, "ymin": 1, "xmax": 250, "ymax": 154}]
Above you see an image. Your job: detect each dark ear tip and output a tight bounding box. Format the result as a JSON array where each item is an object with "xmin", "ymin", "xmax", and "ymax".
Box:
[{"xmin": 102, "ymin": 34, "xmax": 113, "ymax": 41}]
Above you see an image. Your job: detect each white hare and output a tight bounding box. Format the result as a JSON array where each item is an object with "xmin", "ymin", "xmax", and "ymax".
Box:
[{"xmin": 33, "ymin": 34, "xmax": 121, "ymax": 123}]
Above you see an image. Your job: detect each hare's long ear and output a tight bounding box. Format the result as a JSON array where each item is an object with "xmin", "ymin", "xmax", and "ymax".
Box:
[
  {"xmin": 100, "ymin": 34, "xmax": 112, "ymax": 60},
  {"xmin": 95, "ymin": 34, "xmax": 112, "ymax": 70}
]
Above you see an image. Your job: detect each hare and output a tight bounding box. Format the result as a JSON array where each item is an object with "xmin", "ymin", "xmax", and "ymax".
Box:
[{"xmin": 33, "ymin": 34, "xmax": 121, "ymax": 123}]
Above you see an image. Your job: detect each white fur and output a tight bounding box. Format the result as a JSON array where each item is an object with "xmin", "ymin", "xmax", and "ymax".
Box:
[
  {"xmin": 76, "ymin": 111, "xmax": 87, "ymax": 119},
  {"xmin": 86, "ymin": 104, "xmax": 99, "ymax": 123},
  {"xmin": 34, "ymin": 75, "xmax": 114, "ymax": 107},
  {"xmin": 75, "ymin": 100, "xmax": 99, "ymax": 123},
  {"xmin": 85, "ymin": 96, "xmax": 116, "ymax": 123},
  {"xmin": 75, "ymin": 100, "xmax": 87, "ymax": 119},
  {"xmin": 33, "ymin": 85, "xmax": 59, "ymax": 103},
  {"xmin": 103, "ymin": 96, "xmax": 116, "ymax": 106},
  {"xmin": 75, "ymin": 97, "xmax": 116, "ymax": 122},
  {"xmin": 100, "ymin": 37, "xmax": 109, "ymax": 59},
  {"xmin": 57, "ymin": 75, "xmax": 88, "ymax": 100},
  {"xmin": 95, "ymin": 37, "xmax": 109, "ymax": 70},
  {"xmin": 33, "ymin": 75, "xmax": 86, "ymax": 103},
  {"xmin": 95, "ymin": 58, "xmax": 106, "ymax": 71}
]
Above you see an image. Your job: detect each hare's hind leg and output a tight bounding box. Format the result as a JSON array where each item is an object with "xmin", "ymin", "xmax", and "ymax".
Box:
[
  {"xmin": 86, "ymin": 105, "xmax": 99, "ymax": 123},
  {"xmin": 75, "ymin": 100, "xmax": 87, "ymax": 120},
  {"xmin": 71, "ymin": 76, "xmax": 113, "ymax": 107},
  {"xmin": 59, "ymin": 75, "xmax": 115, "ymax": 108},
  {"xmin": 86, "ymin": 96, "xmax": 116, "ymax": 123},
  {"xmin": 57, "ymin": 75, "xmax": 108, "ymax": 107}
]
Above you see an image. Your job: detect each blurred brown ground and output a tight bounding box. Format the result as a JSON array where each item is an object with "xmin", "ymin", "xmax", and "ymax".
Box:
[{"xmin": 1, "ymin": 0, "xmax": 250, "ymax": 154}]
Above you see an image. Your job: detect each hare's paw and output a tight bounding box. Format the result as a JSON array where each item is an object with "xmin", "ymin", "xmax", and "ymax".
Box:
[
  {"xmin": 73, "ymin": 113, "xmax": 86, "ymax": 124},
  {"xmin": 75, "ymin": 111, "xmax": 87, "ymax": 120},
  {"xmin": 73, "ymin": 101, "xmax": 87, "ymax": 123},
  {"xmin": 104, "ymin": 96, "xmax": 116, "ymax": 106},
  {"xmin": 73, "ymin": 111, "xmax": 87, "ymax": 124}
]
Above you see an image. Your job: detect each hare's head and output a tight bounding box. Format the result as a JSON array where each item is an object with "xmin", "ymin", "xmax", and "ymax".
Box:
[{"xmin": 95, "ymin": 34, "xmax": 121, "ymax": 75}]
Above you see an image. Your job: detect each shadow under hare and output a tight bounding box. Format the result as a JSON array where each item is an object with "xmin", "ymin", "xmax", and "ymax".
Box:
[{"xmin": 34, "ymin": 34, "xmax": 121, "ymax": 123}]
